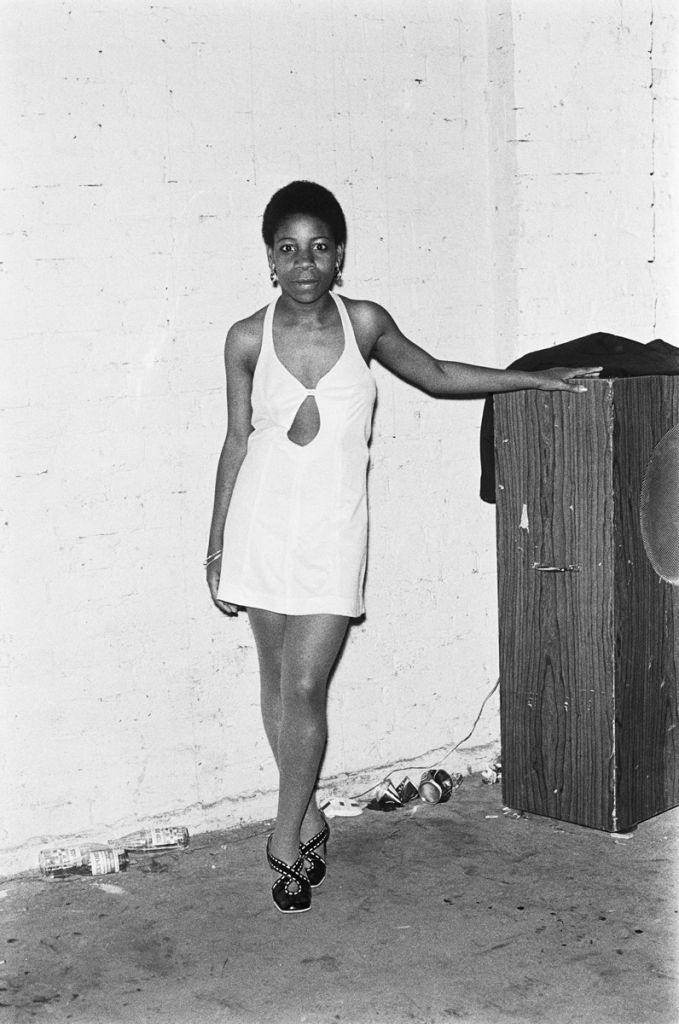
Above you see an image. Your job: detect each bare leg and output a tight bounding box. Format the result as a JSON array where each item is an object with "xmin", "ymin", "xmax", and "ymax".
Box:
[
  {"xmin": 248, "ymin": 608, "xmax": 349, "ymax": 867},
  {"xmin": 274, "ymin": 613, "xmax": 348, "ymax": 862},
  {"xmin": 247, "ymin": 607, "xmax": 286, "ymax": 758}
]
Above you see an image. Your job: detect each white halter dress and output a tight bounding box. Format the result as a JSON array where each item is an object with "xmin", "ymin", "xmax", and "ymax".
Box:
[{"xmin": 218, "ymin": 292, "xmax": 377, "ymax": 616}]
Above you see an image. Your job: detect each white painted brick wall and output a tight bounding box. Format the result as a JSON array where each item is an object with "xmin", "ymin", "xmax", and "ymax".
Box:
[
  {"xmin": 496, "ymin": 0, "xmax": 677, "ymax": 350},
  {"xmin": 2, "ymin": 0, "xmax": 675, "ymax": 873}
]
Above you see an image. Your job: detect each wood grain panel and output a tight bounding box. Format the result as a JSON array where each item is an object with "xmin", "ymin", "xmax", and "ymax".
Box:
[
  {"xmin": 495, "ymin": 378, "xmax": 679, "ymax": 832},
  {"xmin": 613, "ymin": 377, "xmax": 679, "ymax": 830},
  {"xmin": 495, "ymin": 383, "xmax": 616, "ymax": 830}
]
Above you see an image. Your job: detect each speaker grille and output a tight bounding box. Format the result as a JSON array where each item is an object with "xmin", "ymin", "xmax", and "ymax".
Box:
[{"xmin": 640, "ymin": 424, "xmax": 679, "ymax": 584}]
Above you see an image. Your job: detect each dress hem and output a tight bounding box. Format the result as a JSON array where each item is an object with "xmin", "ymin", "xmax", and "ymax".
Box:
[{"xmin": 217, "ymin": 586, "xmax": 364, "ymax": 618}]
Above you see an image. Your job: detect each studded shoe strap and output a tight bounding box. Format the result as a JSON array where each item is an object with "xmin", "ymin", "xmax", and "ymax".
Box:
[
  {"xmin": 300, "ymin": 820, "xmax": 329, "ymax": 865},
  {"xmin": 267, "ymin": 849, "xmax": 308, "ymax": 892}
]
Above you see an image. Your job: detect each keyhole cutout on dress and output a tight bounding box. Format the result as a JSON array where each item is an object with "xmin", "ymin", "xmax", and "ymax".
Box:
[{"xmin": 287, "ymin": 394, "xmax": 321, "ymax": 446}]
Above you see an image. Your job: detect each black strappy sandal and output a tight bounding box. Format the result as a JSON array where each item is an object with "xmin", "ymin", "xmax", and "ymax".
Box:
[
  {"xmin": 266, "ymin": 836, "xmax": 311, "ymax": 914},
  {"xmin": 299, "ymin": 815, "xmax": 330, "ymax": 889}
]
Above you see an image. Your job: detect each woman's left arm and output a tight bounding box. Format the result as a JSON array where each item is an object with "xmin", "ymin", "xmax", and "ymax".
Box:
[{"xmin": 370, "ymin": 305, "xmax": 601, "ymax": 395}]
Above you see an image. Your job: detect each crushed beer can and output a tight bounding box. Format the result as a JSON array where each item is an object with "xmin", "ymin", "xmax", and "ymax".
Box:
[{"xmin": 481, "ymin": 761, "xmax": 502, "ymax": 785}]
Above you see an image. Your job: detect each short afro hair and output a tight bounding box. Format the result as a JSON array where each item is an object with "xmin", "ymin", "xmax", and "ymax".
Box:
[{"xmin": 262, "ymin": 181, "xmax": 347, "ymax": 247}]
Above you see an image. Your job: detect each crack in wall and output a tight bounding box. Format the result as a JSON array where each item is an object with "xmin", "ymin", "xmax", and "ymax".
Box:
[
  {"xmin": 486, "ymin": 0, "xmax": 519, "ymax": 367},
  {"xmin": 649, "ymin": 3, "xmax": 657, "ymax": 339}
]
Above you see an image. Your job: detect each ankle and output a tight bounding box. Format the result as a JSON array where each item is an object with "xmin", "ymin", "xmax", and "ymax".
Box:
[{"xmin": 268, "ymin": 830, "xmax": 300, "ymax": 866}]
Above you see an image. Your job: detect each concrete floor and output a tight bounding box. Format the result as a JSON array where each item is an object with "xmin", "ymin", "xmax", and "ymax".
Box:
[{"xmin": 2, "ymin": 779, "xmax": 677, "ymax": 1024}]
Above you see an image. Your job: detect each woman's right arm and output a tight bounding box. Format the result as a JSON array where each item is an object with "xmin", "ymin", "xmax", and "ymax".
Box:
[{"xmin": 206, "ymin": 319, "xmax": 258, "ymax": 615}]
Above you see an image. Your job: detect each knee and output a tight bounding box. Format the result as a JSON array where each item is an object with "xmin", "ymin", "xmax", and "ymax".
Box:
[{"xmin": 283, "ymin": 673, "xmax": 327, "ymax": 711}]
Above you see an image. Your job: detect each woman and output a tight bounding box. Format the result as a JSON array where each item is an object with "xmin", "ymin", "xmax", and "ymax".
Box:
[{"xmin": 206, "ymin": 181, "xmax": 600, "ymax": 914}]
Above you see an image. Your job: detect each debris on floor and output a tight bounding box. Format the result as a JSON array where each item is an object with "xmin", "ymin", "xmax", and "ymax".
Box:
[
  {"xmin": 37, "ymin": 825, "xmax": 190, "ymax": 879},
  {"xmin": 92, "ymin": 882, "xmax": 126, "ymax": 895},
  {"xmin": 365, "ymin": 768, "xmax": 464, "ymax": 811},
  {"xmin": 38, "ymin": 846, "xmax": 129, "ymax": 879},
  {"xmin": 113, "ymin": 826, "xmax": 189, "ymax": 851},
  {"xmin": 502, "ymin": 806, "xmax": 527, "ymax": 820},
  {"xmin": 319, "ymin": 797, "xmax": 363, "ymax": 817},
  {"xmin": 481, "ymin": 760, "xmax": 502, "ymax": 784}
]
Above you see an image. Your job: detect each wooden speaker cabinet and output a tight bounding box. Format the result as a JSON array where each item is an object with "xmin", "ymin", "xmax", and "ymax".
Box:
[{"xmin": 494, "ymin": 377, "xmax": 679, "ymax": 832}]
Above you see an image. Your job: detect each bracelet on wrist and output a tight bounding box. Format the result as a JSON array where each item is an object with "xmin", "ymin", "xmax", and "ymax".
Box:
[{"xmin": 203, "ymin": 549, "xmax": 222, "ymax": 567}]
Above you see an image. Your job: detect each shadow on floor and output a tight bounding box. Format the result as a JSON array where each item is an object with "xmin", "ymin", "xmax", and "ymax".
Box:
[{"xmin": 2, "ymin": 778, "xmax": 677, "ymax": 1024}]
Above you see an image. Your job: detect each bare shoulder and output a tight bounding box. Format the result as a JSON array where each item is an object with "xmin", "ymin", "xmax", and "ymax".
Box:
[
  {"xmin": 225, "ymin": 305, "xmax": 267, "ymax": 370},
  {"xmin": 338, "ymin": 296, "xmax": 393, "ymax": 356}
]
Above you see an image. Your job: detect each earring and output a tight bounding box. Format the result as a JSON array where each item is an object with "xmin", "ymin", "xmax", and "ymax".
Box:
[
  {"xmin": 270, "ymin": 266, "xmax": 278, "ymax": 287},
  {"xmin": 334, "ymin": 263, "xmax": 343, "ymax": 287}
]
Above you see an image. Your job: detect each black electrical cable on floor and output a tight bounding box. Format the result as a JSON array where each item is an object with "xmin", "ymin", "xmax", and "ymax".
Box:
[{"xmin": 348, "ymin": 676, "xmax": 500, "ymax": 801}]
